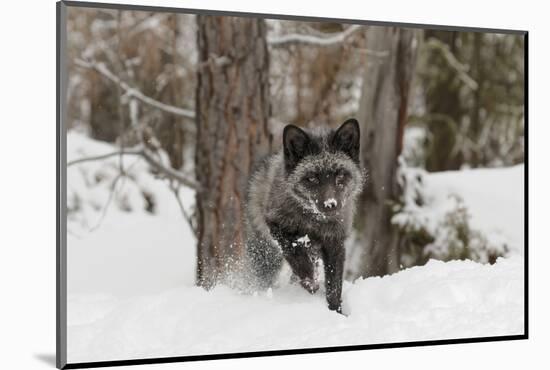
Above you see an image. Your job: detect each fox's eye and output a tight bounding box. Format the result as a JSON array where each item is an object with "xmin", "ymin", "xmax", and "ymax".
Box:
[
  {"xmin": 336, "ymin": 172, "xmax": 346, "ymax": 188},
  {"xmin": 307, "ymin": 176, "xmax": 318, "ymax": 184}
]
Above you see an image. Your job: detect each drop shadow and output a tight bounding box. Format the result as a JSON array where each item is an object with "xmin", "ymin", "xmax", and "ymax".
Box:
[{"xmin": 34, "ymin": 353, "xmax": 56, "ymax": 367}]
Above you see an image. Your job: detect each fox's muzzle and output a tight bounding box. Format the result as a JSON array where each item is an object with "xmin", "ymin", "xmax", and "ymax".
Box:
[{"xmin": 320, "ymin": 188, "xmax": 341, "ymax": 214}]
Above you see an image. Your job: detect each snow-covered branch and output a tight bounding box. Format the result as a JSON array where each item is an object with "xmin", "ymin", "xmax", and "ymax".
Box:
[
  {"xmin": 425, "ymin": 38, "xmax": 479, "ymax": 90},
  {"xmin": 139, "ymin": 147, "xmax": 198, "ymax": 190},
  {"xmin": 74, "ymin": 58, "xmax": 197, "ymax": 128},
  {"xmin": 268, "ymin": 24, "xmax": 362, "ymax": 48},
  {"xmin": 68, "ymin": 147, "xmax": 199, "ymax": 190},
  {"xmin": 67, "ymin": 149, "xmax": 142, "ymax": 167},
  {"xmin": 268, "ymin": 25, "xmax": 389, "ymax": 57}
]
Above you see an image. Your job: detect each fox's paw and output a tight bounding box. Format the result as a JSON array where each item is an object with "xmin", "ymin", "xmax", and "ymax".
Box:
[
  {"xmin": 300, "ymin": 277, "xmax": 319, "ymax": 294},
  {"xmin": 327, "ymin": 300, "xmax": 345, "ymax": 315}
]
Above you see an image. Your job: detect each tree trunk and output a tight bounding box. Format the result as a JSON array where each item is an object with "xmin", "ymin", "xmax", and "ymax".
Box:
[
  {"xmin": 195, "ymin": 16, "xmax": 272, "ymax": 289},
  {"xmin": 469, "ymin": 32, "xmax": 483, "ymax": 167},
  {"xmin": 87, "ymin": 10, "xmax": 122, "ymax": 143},
  {"xmin": 352, "ymin": 27, "xmax": 419, "ymax": 278},
  {"xmin": 423, "ymin": 30, "xmax": 463, "ymax": 171},
  {"xmin": 155, "ymin": 14, "xmax": 187, "ymax": 169}
]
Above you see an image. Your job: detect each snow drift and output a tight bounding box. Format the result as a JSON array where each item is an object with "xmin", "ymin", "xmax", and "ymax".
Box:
[
  {"xmin": 66, "ymin": 132, "xmax": 525, "ymax": 363},
  {"xmin": 67, "ymin": 256, "xmax": 524, "ymax": 363}
]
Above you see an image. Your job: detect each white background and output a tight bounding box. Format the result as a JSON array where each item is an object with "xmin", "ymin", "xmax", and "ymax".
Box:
[{"xmin": 0, "ymin": 0, "xmax": 546, "ymax": 369}]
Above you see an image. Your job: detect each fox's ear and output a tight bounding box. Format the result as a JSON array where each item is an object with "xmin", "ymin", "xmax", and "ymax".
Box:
[
  {"xmin": 332, "ymin": 118, "xmax": 360, "ymax": 163},
  {"xmin": 283, "ymin": 124, "xmax": 310, "ymax": 170}
]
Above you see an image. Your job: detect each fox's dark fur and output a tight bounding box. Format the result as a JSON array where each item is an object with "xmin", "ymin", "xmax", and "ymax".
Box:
[{"xmin": 245, "ymin": 119, "xmax": 363, "ymax": 313}]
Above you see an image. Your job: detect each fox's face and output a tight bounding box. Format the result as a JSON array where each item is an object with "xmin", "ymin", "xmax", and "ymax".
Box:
[{"xmin": 283, "ymin": 119, "xmax": 363, "ymax": 220}]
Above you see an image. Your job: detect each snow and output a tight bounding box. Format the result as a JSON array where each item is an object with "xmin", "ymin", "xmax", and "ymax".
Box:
[
  {"xmin": 426, "ymin": 165, "xmax": 524, "ymax": 255},
  {"xmin": 297, "ymin": 234, "xmax": 310, "ymax": 245},
  {"xmin": 402, "ymin": 126, "xmax": 427, "ymax": 166},
  {"xmin": 324, "ymin": 198, "xmax": 338, "ymax": 208},
  {"xmin": 66, "ymin": 132, "xmax": 525, "ymax": 363},
  {"xmin": 308, "ymin": 199, "xmax": 326, "ymax": 219},
  {"xmin": 392, "ymin": 162, "xmax": 524, "ymax": 265},
  {"xmin": 67, "ymin": 131, "xmax": 196, "ymax": 298},
  {"xmin": 292, "ymin": 234, "xmax": 311, "ymax": 248},
  {"xmin": 267, "ymin": 25, "xmax": 363, "ymax": 47},
  {"xmin": 68, "ymin": 256, "xmax": 524, "ymax": 363}
]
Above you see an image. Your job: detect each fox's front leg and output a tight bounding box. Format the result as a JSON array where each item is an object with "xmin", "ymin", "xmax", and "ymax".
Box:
[
  {"xmin": 281, "ymin": 243, "xmax": 318, "ymax": 294},
  {"xmin": 322, "ymin": 243, "xmax": 345, "ymax": 313},
  {"xmin": 267, "ymin": 222, "xmax": 319, "ymax": 293}
]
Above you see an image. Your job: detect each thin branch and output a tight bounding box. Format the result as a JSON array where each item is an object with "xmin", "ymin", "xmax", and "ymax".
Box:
[
  {"xmin": 116, "ymin": 10, "xmax": 126, "ymax": 176},
  {"xmin": 171, "ymin": 185, "xmax": 198, "ymax": 237},
  {"xmin": 353, "ymin": 47, "xmax": 391, "ymax": 58},
  {"xmin": 88, "ymin": 155, "xmax": 140, "ymax": 232},
  {"xmin": 74, "ymin": 58, "xmax": 197, "ymax": 128},
  {"xmin": 140, "ymin": 147, "xmax": 199, "ymax": 190},
  {"xmin": 197, "ymin": 55, "xmax": 232, "ymax": 70},
  {"xmin": 68, "ymin": 148, "xmax": 199, "ymax": 190},
  {"xmin": 268, "ymin": 24, "xmax": 363, "ymax": 48},
  {"xmin": 67, "ymin": 149, "xmax": 142, "ymax": 167},
  {"xmin": 128, "ymin": 13, "xmax": 170, "ymax": 38},
  {"xmin": 425, "ymin": 38, "xmax": 479, "ymax": 90},
  {"xmin": 89, "ymin": 172, "xmax": 125, "ymax": 232}
]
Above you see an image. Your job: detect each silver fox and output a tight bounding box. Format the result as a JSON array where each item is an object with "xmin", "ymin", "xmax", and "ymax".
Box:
[{"xmin": 245, "ymin": 119, "xmax": 363, "ymax": 313}]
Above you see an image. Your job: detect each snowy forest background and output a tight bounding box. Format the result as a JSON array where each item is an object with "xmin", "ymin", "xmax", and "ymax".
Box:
[{"xmin": 64, "ymin": 6, "xmax": 525, "ymax": 363}]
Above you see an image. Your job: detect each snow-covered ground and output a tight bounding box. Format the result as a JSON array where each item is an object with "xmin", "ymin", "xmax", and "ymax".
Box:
[
  {"xmin": 426, "ymin": 165, "xmax": 524, "ymax": 255},
  {"xmin": 66, "ymin": 132, "xmax": 525, "ymax": 363}
]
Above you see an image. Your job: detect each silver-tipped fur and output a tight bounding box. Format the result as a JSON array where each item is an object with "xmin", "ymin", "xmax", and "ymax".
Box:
[{"xmin": 244, "ymin": 119, "xmax": 364, "ymax": 313}]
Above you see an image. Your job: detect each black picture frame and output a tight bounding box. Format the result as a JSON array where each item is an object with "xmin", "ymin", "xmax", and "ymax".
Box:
[{"xmin": 56, "ymin": 1, "xmax": 528, "ymax": 368}]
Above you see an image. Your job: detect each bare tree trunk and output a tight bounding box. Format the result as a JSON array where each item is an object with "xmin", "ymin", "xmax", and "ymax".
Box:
[
  {"xmin": 353, "ymin": 27, "xmax": 419, "ymax": 278},
  {"xmin": 156, "ymin": 14, "xmax": 186, "ymax": 169},
  {"xmin": 423, "ymin": 30, "xmax": 463, "ymax": 171},
  {"xmin": 195, "ymin": 16, "xmax": 272, "ymax": 289},
  {"xmin": 87, "ymin": 10, "xmax": 122, "ymax": 143},
  {"xmin": 469, "ymin": 32, "xmax": 483, "ymax": 167}
]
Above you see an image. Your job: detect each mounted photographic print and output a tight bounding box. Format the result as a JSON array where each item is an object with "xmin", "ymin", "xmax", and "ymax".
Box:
[{"xmin": 56, "ymin": 1, "xmax": 527, "ymax": 368}]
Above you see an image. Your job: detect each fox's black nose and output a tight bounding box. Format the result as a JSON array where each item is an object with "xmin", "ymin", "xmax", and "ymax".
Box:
[{"xmin": 323, "ymin": 198, "xmax": 338, "ymax": 211}]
